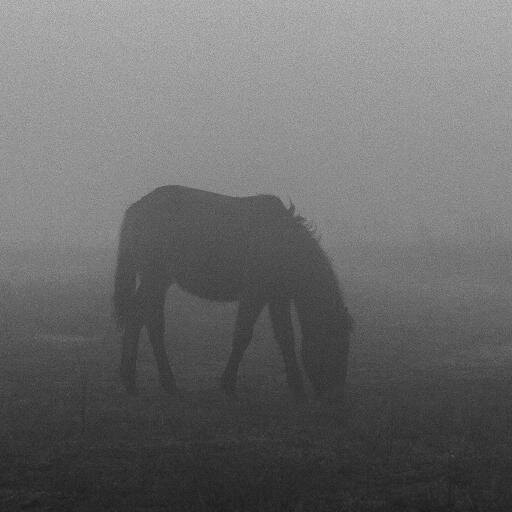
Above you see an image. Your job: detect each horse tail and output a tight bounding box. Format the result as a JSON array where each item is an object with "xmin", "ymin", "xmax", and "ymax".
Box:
[{"xmin": 113, "ymin": 206, "xmax": 138, "ymax": 330}]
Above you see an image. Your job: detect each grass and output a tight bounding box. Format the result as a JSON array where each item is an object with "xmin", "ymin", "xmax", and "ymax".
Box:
[
  {"xmin": 1, "ymin": 240, "xmax": 512, "ymax": 510},
  {"xmin": 1, "ymin": 331, "xmax": 512, "ymax": 511}
]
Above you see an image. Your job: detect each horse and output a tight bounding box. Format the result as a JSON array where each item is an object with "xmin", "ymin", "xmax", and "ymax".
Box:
[{"xmin": 113, "ymin": 185, "xmax": 353, "ymax": 402}]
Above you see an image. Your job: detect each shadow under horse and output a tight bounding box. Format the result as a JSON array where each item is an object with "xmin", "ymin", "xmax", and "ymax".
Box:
[{"xmin": 113, "ymin": 185, "xmax": 353, "ymax": 402}]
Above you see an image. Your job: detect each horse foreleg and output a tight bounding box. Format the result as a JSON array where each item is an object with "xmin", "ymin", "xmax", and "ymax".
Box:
[
  {"xmin": 221, "ymin": 297, "xmax": 264, "ymax": 396},
  {"xmin": 120, "ymin": 312, "xmax": 143, "ymax": 395},
  {"xmin": 269, "ymin": 299, "xmax": 307, "ymax": 403}
]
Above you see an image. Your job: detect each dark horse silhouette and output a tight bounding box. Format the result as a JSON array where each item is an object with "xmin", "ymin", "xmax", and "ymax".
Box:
[{"xmin": 113, "ymin": 185, "xmax": 353, "ymax": 401}]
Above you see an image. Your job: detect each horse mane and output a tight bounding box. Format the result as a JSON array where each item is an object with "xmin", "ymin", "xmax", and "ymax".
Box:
[
  {"xmin": 283, "ymin": 204, "xmax": 353, "ymax": 335},
  {"xmin": 286, "ymin": 200, "xmax": 320, "ymax": 239}
]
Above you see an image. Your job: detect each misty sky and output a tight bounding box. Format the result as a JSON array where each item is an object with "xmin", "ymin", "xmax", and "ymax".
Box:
[{"xmin": 2, "ymin": 1, "xmax": 511, "ymax": 248}]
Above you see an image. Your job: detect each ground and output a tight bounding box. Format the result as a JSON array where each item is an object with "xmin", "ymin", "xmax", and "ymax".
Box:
[
  {"xmin": 1, "ymin": 330, "xmax": 512, "ymax": 511},
  {"xmin": 1, "ymin": 240, "xmax": 511, "ymax": 511}
]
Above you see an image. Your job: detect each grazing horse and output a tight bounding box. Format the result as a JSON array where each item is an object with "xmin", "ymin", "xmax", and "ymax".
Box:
[{"xmin": 113, "ymin": 186, "xmax": 353, "ymax": 401}]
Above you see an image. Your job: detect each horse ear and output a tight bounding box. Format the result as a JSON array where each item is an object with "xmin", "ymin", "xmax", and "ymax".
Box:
[{"xmin": 287, "ymin": 199, "xmax": 296, "ymax": 217}]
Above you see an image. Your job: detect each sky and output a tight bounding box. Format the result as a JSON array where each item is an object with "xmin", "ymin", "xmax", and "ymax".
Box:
[{"xmin": 2, "ymin": 0, "xmax": 511, "ymax": 249}]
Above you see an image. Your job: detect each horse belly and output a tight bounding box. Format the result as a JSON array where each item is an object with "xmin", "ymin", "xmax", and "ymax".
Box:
[
  {"xmin": 171, "ymin": 248, "xmax": 248, "ymax": 302},
  {"xmin": 166, "ymin": 218, "xmax": 262, "ymax": 301},
  {"xmin": 174, "ymin": 269, "xmax": 244, "ymax": 302}
]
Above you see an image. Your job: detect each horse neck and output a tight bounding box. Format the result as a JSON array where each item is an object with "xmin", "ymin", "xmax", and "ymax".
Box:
[{"xmin": 292, "ymin": 252, "xmax": 344, "ymax": 337}]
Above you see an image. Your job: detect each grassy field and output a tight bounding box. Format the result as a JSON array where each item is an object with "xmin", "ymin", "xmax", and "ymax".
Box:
[{"xmin": 1, "ymin": 240, "xmax": 512, "ymax": 511}]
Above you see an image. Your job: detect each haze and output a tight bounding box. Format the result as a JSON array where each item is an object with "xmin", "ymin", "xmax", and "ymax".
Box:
[{"xmin": 2, "ymin": 0, "xmax": 511, "ymax": 249}]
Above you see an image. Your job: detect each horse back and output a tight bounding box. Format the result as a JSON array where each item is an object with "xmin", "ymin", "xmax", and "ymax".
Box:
[{"xmin": 127, "ymin": 186, "xmax": 294, "ymax": 300}]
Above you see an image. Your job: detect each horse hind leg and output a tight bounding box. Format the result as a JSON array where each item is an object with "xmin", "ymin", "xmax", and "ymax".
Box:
[
  {"xmin": 221, "ymin": 296, "xmax": 264, "ymax": 397},
  {"xmin": 120, "ymin": 289, "xmax": 144, "ymax": 395},
  {"xmin": 139, "ymin": 271, "xmax": 176, "ymax": 394}
]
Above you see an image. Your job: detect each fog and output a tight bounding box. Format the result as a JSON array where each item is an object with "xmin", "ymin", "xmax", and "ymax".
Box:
[
  {"xmin": 3, "ymin": 0, "xmax": 511, "ymax": 249},
  {"xmin": 3, "ymin": 3, "xmax": 512, "ymax": 509}
]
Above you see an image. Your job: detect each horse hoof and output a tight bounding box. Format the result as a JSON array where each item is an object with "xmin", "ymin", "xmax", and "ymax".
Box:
[
  {"xmin": 293, "ymin": 392, "xmax": 308, "ymax": 406},
  {"xmin": 160, "ymin": 380, "xmax": 177, "ymax": 395},
  {"xmin": 220, "ymin": 375, "xmax": 236, "ymax": 396},
  {"xmin": 125, "ymin": 384, "xmax": 138, "ymax": 396},
  {"xmin": 223, "ymin": 392, "xmax": 241, "ymax": 407},
  {"xmin": 220, "ymin": 380, "xmax": 239, "ymax": 401}
]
